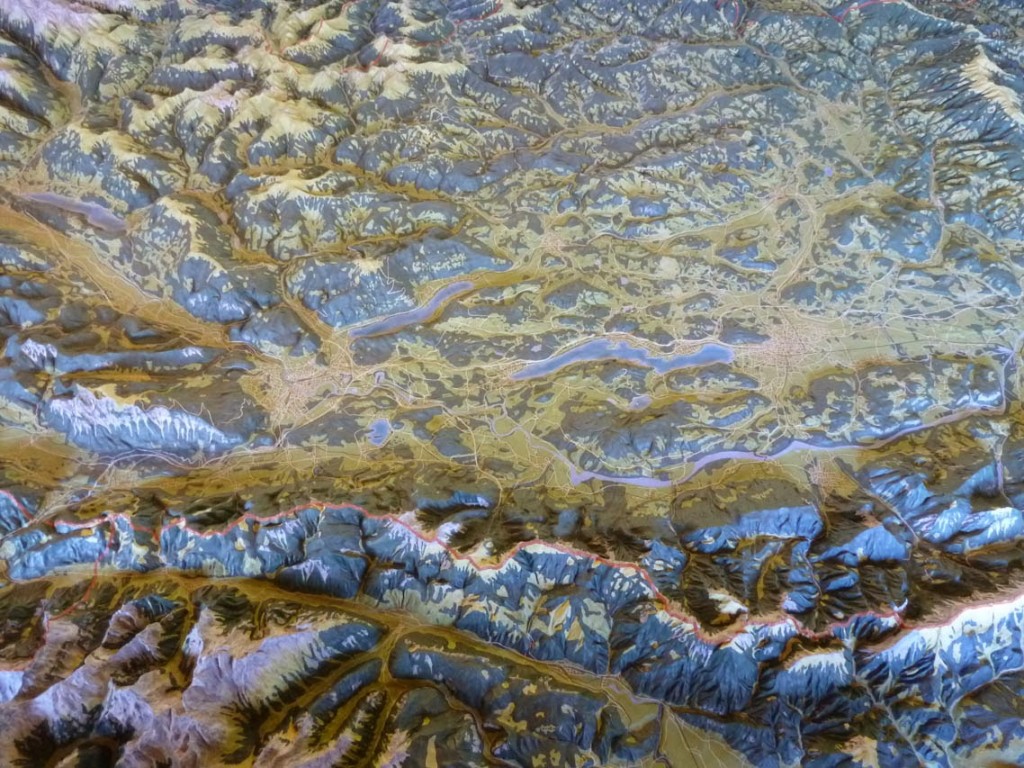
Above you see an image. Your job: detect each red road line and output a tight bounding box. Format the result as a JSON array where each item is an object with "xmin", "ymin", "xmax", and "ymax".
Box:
[
  {"xmin": 36, "ymin": 497, "xmax": 909, "ymax": 647},
  {"xmin": 413, "ymin": 0, "xmax": 504, "ymax": 49},
  {"xmin": 834, "ymin": 0, "xmax": 897, "ymax": 23},
  {"xmin": 0, "ymin": 489, "xmax": 33, "ymax": 521},
  {"xmin": 715, "ymin": 0, "xmax": 743, "ymax": 31},
  {"xmin": 32, "ymin": 495, "xmax": 1024, "ymax": 710},
  {"xmin": 46, "ymin": 525, "xmax": 116, "ymax": 624},
  {"xmin": 151, "ymin": 500, "xmax": 907, "ymax": 646},
  {"xmin": 29, "ymin": 497, "xmax": 916, "ymax": 647}
]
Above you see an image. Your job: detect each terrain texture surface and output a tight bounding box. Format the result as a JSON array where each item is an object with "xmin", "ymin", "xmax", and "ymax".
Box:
[{"xmin": 1, "ymin": 0, "xmax": 1024, "ymax": 765}]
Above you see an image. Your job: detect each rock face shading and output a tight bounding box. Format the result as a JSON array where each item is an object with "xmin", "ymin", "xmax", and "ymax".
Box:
[{"xmin": 1, "ymin": 0, "xmax": 1024, "ymax": 765}]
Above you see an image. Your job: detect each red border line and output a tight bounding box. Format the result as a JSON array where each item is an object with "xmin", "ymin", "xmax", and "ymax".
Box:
[{"xmin": 40, "ymin": 499, "xmax": 913, "ymax": 646}]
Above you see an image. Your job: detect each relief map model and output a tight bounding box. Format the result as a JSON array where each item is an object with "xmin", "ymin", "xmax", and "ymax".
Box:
[{"xmin": 1, "ymin": 0, "xmax": 1024, "ymax": 766}]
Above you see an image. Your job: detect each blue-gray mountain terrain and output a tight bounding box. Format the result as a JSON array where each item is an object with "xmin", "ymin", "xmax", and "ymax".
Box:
[{"xmin": 1, "ymin": 0, "xmax": 1024, "ymax": 765}]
